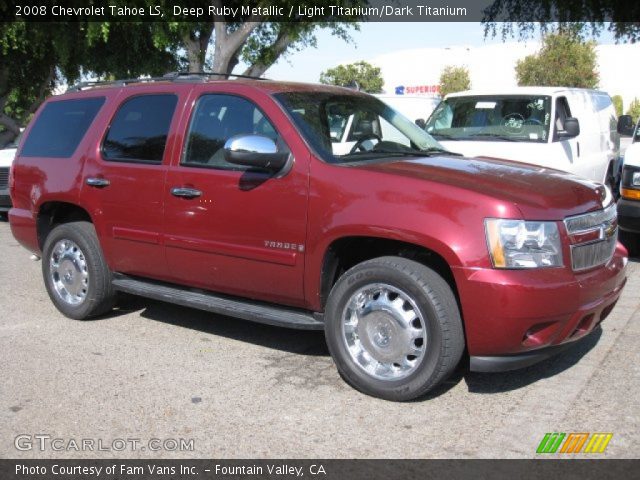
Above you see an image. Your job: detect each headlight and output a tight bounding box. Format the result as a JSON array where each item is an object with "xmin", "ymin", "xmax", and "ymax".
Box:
[{"xmin": 485, "ymin": 219, "xmax": 563, "ymax": 269}]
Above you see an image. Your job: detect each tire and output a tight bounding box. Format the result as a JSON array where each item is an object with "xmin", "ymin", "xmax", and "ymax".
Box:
[
  {"xmin": 619, "ymin": 230, "xmax": 639, "ymax": 258},
  {"xmin": 42, "ymin": 221, "xmax": 115, "ymax": 319},
  {"xmin": 324, "ymin": 256, "xmax": 465, "ymax": 401},
  {"xmin": 605, "ymin": 167, "xmax": 618, "ymax": 201}
]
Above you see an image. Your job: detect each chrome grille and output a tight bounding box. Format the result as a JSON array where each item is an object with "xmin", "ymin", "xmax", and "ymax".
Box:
[
  {"xmin": 570, "ymin": 236, "xmax": 617, "ymax": 271},
  {"xmin": 564, "ymin": 204, "xmax": 618, "ymax": 271},
  {"xmin": 0, "ymin": 167, "xmax": 8, "ymax": 189}
]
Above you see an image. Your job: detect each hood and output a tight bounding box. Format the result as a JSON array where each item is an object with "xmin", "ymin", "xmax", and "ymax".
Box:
[{"xmin": 359, "ymin": 154, "xmax": 608, "ymax": 220}]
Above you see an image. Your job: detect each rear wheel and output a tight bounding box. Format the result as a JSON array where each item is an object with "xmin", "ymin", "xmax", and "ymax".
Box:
[
  {"xmin": 324, "ymin": 256, "xmax": 465, "ymax": 401},
  {"xmin": 42, "ymin": 221, "xmax": 115, "ymax": 319}
]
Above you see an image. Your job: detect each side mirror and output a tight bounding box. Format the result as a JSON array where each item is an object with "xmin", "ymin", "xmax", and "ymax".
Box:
[
  {"xmin": 415, "ymin": 118, "xmax": 426, "ymax": 129},
  {"xmin": 558, "ymin": 117, "xmax": 580, "ymax": 138},
  {"xmin": 617, "ymin": 115, "xmax": 635, "ymax": 136},
  {"xmin": 224, "ymin": 134, "xmax": 288, "ymax": 172}
]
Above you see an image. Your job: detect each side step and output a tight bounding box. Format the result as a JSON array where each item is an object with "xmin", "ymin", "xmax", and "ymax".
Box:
[{"xmin": 112, "ymin": 273, "xmax": 324, "ymax": 330}]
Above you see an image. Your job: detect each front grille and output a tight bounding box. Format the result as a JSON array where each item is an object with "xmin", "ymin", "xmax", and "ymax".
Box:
[
  {"xmin": 0, "ymin": 167, "xmax": 8, "ymax": 189},
  {"xmin": 570, "ymin": 235, "xmax": 617, "ymax": 271},
  {"xmin": 564, "ymin": 204, "xmax": 618, "ymax": 271}
]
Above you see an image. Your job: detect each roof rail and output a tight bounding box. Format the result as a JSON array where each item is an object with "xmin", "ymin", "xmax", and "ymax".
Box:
[
  {"xmin": 168, "ymin": 71, "xmax": 269, "ymax": 81},
  {"xmin": 66, "ymin": 71, "xmax": 268, "ymax": 92}
]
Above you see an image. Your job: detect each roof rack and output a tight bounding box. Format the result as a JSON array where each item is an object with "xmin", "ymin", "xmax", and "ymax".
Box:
[{"xmin": 66, "ymin": 71, "xmax": 268, "ymax": 92}]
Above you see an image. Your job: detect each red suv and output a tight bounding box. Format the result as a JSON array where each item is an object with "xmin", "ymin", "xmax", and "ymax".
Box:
[{"xmin": 9, "ymin": 74, "xmax": 627, "ymax": 401}]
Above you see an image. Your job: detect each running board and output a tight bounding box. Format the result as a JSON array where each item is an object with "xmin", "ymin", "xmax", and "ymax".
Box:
[{"xmin": 112, "ymin": 273, "xmax": 324, "ymax": 330}]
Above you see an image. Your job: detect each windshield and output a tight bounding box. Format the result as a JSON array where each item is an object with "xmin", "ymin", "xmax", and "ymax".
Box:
[
  {"xmin": 425, "ymin": 95, "xmax": 552, "ymax": 143},
  {"xmin": 274, "ymin": 91, "xmax": 446, "ymax": 164}
]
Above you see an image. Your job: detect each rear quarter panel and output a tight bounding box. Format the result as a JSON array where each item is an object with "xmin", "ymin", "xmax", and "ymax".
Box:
[{"xmin": 10, "ymin": 92, "xmax": 116, "ymax": 253}]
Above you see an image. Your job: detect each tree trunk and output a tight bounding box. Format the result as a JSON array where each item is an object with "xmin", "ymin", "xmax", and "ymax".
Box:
[
  {"xmin": 183, "ymin": 33, "xmax": 203, "ymax": 72},
  {"xmin": 243, "ymin": 32, "xmax": 295, "ymax": 78},
  {"xmin": 211, "ymin": 19, "xmax": 260, "ymax": 75}
]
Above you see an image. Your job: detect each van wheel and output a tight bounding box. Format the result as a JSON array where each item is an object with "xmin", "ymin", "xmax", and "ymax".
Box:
[
  {"xmin": 42, "ymin": 221, "xmax": 115, "ymax": 319},
  {"xmin": 324, "ymin": 256, "xmax": 465, "ymax": 401},
  {"xmin": 619, "ymin": 230, "xmax": 639, "ymax": 258}
]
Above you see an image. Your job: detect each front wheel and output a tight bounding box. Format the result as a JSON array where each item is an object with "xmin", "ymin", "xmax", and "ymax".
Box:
[
  {"xmin": 324, "ymin": 256, "xmax": 465, "ymax": 401},
  {"xmin": 42, "ymin": 221, "xmax": 115, "ymax": 319}
]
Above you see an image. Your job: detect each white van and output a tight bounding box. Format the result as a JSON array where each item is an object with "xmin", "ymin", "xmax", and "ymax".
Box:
[
  {"xmin": 424, "ymin": 87, "xmax": 621, "ymax": 187},
  {"xmin": 0, "ymin": 134, "xmax": 20, "ymax": 216}
]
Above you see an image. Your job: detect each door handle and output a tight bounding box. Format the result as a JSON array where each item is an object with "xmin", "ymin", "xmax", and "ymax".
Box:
[
  {"xmin": 171, "ymin": 187, "xmax": 202, "ymax": 198},
  {"xmin": 85, "ymin": 177, "xmax": 110, "ymax": 188}
]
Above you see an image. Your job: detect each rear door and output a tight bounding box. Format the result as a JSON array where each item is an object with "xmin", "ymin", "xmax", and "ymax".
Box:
[
  {"xmin": 162, "ymin": 86, "xmax": 310, "ymax": 307},
  {"xmin": 80, "ymin": 85, "xmax": 188, "ymax": 280}
]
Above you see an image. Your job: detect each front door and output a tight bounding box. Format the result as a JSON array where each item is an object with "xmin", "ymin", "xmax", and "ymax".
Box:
[{"xmin": 163, "ymin": 91, "xmax": 309, "ymax": 307}]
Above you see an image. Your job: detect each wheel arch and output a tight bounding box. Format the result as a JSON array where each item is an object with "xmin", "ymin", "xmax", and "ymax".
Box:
[
  {"xmin": 36, "ymin": 201, "xmax": 93, "ymax": 251},
  {"xmin": 317, "ymin": 235, "xmax": 461, "ymax": 312}
]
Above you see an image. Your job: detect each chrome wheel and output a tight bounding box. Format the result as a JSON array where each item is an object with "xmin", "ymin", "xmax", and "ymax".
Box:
[
  {"xmin": 341, "ymin": 283, "xmax": 427, "ymax": 380},
  {"xmin": 49, "ymin": 239, "xmax": 89, "ymax": 306}
]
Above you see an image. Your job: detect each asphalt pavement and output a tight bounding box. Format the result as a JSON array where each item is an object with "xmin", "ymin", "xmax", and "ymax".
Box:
[{"xmin": 1, "ymin": 220, "xmax": 638, "ymax": 459}]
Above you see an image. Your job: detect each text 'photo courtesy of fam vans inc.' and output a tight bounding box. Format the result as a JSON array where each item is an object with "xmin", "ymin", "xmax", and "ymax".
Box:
[{"xmin": 425, "ymin": 87, "xmax": 624, "ymax": 191}]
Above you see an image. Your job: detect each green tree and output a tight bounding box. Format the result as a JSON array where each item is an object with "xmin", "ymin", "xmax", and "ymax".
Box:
[
  {"xmin": 0, "ymin": 18, "xmax": 177, "ymax": 146},
  {"xmin": 0, "ymin": 0, "xmax": 366, "ymax": 146},
  {"xmin": 627, "ymin": 98, "xmax": 640, "ymax": 124},
  {"xmin": 439, "ymin": 65, "xmax": 471, "ymax": 97},
  {"xmin": 152, "ymin": 0, "xmax": 363, "ymax": 75},
  {"xmin": 483, "ymin": 1, "xmax": 640, "ymax": 42},
  {"xmin": 319, "ymin": 61, "xmax": 384, "ymax": 93},
  {"xmin": 515, "ymin": 32, "xmax": 599, "ymax": 88},
  {"xmin": 612, "ymin": 95, "xmax": 624, "ymax": 117}
]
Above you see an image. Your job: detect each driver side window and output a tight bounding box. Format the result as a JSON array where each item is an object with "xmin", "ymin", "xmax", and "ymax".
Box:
[
  {"xmin": 553, "ymin": 97, "xmax": 572, "ymax": 141},
  {"xmin": 182, "ymin": 94, "xmax": 281, "ymax": 170}
]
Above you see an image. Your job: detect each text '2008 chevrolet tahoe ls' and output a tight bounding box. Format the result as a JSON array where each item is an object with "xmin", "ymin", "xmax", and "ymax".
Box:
[{"xmin": 9, "ymin": 74, "xmax": 627, "ymax": 401}]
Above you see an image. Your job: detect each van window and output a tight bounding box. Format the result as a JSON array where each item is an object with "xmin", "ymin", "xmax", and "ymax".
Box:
[
  {"xmin": 553, "ymin": 97, "xmax": 572, "ymax": 140},
  {"xmin": 593, "ymin": 93, "xmax": 613, "ymax": 112},
  {"xmin": 21, "ymin": 97, "xmax": 105, "ymax": 158},
  {"xmin": 103, "ymin": 94, "xmax": 177, "ymax": 163},
  {"xmin": 425, "ymin": 95, "xmax": 551, "ymax": 143}
]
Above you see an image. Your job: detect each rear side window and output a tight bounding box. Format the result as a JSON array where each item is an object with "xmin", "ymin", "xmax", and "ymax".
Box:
[
  {"xmin": 103, "ymin": 94, "xmax": 177, "ymax": 163},
  {"xmin": 21, "ymin": 97, "xmax": 105, "ymax": 158}
]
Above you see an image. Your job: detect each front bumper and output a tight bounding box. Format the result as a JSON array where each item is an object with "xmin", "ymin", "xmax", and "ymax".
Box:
[
  {"xmin": 470, "ymin": 331, "xmax": 595, "ymax": 372},
  {"xmin": 617, "ymin": 197, "xmax": 640, "ymax": 233},
  {"xmin": 453, "ymin": 243, "xmax": 627, "ymax": 370}
]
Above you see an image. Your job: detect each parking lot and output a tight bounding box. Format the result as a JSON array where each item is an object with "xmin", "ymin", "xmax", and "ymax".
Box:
[{"xmin": 0, "ymin": 220, "xmax": 638, "ymax": 459}]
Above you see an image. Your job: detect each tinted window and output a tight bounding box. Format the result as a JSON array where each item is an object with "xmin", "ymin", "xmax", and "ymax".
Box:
[
  {"xmin": 182, "ymin": 95, "xmax": 281, "ymax": 170},
  {"xmin": 103, "ymin": 94, "xmax": 177, "ymax": 163},
  {"xmin": 21, "ymin": 98, "xmax": 105, "ymax": 158}
]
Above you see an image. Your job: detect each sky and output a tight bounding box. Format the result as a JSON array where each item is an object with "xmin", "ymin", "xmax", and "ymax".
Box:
[{"xmin": 265, "ymin": 22, "xmax": 619, "ymax": 83}]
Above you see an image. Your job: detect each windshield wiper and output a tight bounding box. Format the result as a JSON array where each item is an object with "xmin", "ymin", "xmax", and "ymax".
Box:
[
  {"xmin": 465, "ymin": 133, "xmax": 519, "ymax": 142},
  {"xmin": 368, "ymin": 148, "xmax": 463, "ymax": 157},
  {"xmin": 419, "ymin": 147, "xmax": 463, "ymax": 156},
  {"xmin": 370, "ymin": 149, "xmax": 429, "ymax": 157},
  {"xmin": 430, "ymin": 133, "xmax": 462, "ymax": 140}
]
